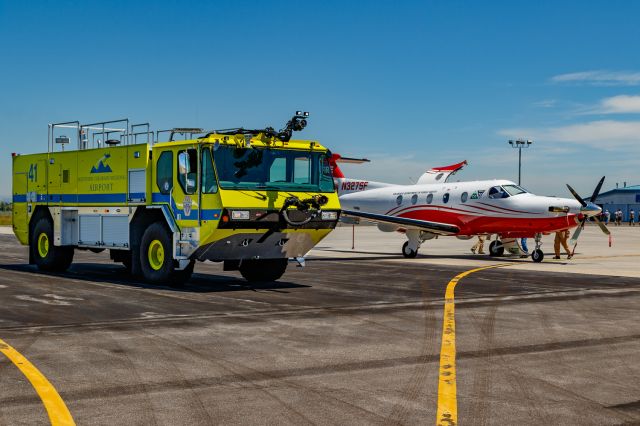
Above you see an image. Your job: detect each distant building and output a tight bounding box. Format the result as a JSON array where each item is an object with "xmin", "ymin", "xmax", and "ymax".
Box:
[{"xmin": 593, "ymin": 184, "xmax": 640, "ymax": 221}]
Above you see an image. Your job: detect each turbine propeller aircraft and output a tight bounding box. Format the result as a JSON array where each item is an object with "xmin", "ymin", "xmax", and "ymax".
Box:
[{"xmin": 330, "ymin": 154, "xmax": 609, "ymax": 262}]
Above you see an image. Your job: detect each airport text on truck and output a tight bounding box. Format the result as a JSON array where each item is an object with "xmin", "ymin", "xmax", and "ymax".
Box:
[{"xmin": 11, "ymin": 112, "xmax": 341, "ymax": 285}]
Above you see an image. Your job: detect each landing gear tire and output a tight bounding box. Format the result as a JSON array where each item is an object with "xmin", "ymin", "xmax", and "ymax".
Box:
[
  {"xmin": 140, "ymin": 222, "xmax": 175, "ymax": 285},
  {"xmin": 239, "ymin": 258, "xmax": 288, "ymax": 282},
  {"xmin": 31, "ymin": 218, "xmax": 74, "ymax": 272},
  {"xmin": 402, "ymin": 241, "xmax": 418, "ymax": 258},
  {"xmin": 531, "ymin": 249, "xmax": 544, "ymax": 263},
  {"xmin": 489, "ymin": 240, "xmax": 505, "ymax": 257}
]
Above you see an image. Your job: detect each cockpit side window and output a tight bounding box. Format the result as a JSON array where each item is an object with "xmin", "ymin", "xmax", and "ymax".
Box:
[{"xmin": 488, "ymin": 186, "xmax": 509, "ymax": 199}]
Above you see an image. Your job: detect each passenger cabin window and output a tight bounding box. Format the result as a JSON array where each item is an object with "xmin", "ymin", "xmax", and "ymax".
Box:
[
  {"xmin": 411, "ymin": 194, "xmax": 418, "ymax": 205},
  {"xmin": 396, "ymin": 195, "xmax": 403, "ymax": 205},
  {"xmin": 157, "ymin": 151, "xmax": 173, "ymax": 195},
  {"xmin": 178, "ymin": 149, "xmax": 198, "ymax": 194},
  {"xmin": 461, "ymin": 192, "xmax": 468, "ymax": 203},
  {"xmin": 426, "ymin": 193, "xmax": 433, "ymax": 204},
  {"xmin": 488, "ymin": 186, "xmax": 509, "ymax": 199},
  {"xmin": 201, "ymin": 147, "xmax": 218, "ymax": 194},
  {"xmin": 443, "ymin": 193, "xmax": 450, "ymax": 203}
]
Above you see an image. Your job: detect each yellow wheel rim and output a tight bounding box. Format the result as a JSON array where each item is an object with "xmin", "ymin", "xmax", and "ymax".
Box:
[
  {"xmin": 148, "ymin": 240, "xmax": 165, "ymax": 271},
  {"xmin": 37, "ymin": 232, "xmax": 49, "ymax": 258}
]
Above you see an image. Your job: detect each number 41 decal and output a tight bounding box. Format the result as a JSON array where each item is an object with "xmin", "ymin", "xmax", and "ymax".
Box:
[{"xmin": 28, "ymin": 164, "xmax": 38, "ymax": 182}]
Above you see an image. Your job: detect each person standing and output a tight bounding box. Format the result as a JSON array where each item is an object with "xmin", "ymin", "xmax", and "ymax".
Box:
[
  {"xmin": 554, "ymin": 229, "xmax": 572, "ymax": 259},
  {"xmin": 471, "ymin": 235, "xmax": 485, "ymax": 254},
  {"xmin": 616, "ymin": 209, "xmax": 622, "ymax": 226},
  {"xmin": 630, "ymin": 209, "xmax": 636, "ymax": 226},
  {"xmin": 604, "ymin": 209, "xmax": 610, "ymax": 225}
]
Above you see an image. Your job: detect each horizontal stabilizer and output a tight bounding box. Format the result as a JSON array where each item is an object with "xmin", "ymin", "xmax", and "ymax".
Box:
[{"xmin": 417, "ymin": 160, "xmax": 468, "ymax": 185}]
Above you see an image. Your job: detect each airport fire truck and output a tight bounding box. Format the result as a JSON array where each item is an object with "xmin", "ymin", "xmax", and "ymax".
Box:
[{"xmin": 11, "ymin": 113, "xmax": 340, "ymax": 285}]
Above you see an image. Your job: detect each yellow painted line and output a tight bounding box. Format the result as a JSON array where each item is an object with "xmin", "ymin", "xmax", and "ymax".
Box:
[
  {"xmin": 436, "ymin": 264, "xmax": 510, "ymax": 426},
  {"xmin": 0, "ymin": 338, "xmax": 75, "ymax": 426}
]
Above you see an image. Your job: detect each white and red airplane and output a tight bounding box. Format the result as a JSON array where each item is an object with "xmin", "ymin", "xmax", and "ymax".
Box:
[{"xmin": 330, "ymin": 154, "xmax": 609, "ymax": 262}]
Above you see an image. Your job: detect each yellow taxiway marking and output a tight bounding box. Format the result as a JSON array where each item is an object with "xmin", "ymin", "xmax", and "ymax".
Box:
[
  {"xmin": 436, "ymin": 264, "xmax": 510, "ymax": 426},
  {"xmin": 0, "ymin": 338, "xmax": 75, "ymax": 426}
]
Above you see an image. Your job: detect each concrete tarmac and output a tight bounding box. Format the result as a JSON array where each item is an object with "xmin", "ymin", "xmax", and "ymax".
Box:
[{"xmin": 0, "ymin": 226, "xmax": 639, "ymax": 425}]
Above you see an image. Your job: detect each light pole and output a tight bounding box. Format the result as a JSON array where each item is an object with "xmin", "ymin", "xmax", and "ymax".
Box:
[{"xmin": 508, "ymin": 139, "xmax": 533, "ymax": 186}]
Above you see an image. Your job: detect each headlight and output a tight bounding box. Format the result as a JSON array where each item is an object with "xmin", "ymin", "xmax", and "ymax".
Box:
[
  {"xmin": 321, "ymin": 211, "xmax": 338, "ymax": 220},
  {"xmin": 231, "ymin": 210, "xmax": 250, "ymax": 220}
]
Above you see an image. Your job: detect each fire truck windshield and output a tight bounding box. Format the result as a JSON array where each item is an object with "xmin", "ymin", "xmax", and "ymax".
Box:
[{"xmin": 213, "ymin": 146, "xmax": 335, "ymax": 192}]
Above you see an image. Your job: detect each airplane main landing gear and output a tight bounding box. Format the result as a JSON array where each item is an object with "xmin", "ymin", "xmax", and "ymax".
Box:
[
  {"xmin": 402, "ymin": 241, "xmax": 418, "ymax": 258},
  {"xmin": 531, "ymin": 233, "xmax": 544, "ymax": 263},
  {"xmin": 401, "ymin": 229, "xmax": 422, "ymax": 258},
  {"xmin": 489, "ymin": 240, "xmax": 504, "ymax": 257}
]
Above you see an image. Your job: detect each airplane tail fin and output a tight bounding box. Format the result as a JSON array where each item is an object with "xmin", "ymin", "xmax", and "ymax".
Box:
[{"xmin": 330, "ymin": 154, "xmax": 392, "ymax": 195}]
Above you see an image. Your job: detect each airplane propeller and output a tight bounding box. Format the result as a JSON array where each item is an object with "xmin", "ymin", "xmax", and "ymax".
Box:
[{"xmin": 566, "ymin": 176, "xmax": 610, "ymax": 245}]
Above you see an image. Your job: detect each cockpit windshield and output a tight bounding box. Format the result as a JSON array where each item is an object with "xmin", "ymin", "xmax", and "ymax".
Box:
[
  {"xmin": 502, "ymin": 184, "xmax": 528, "ymax": 196},
  {"xmin": 213, "ymin": 146, "xmax": 335, "ymax": 192}
]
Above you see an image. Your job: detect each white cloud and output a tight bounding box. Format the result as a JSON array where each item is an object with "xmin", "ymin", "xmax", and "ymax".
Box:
[
  {"xmin": 498, "ymin": 120, "xmax": 640, "ymax": 149},
  {"xmin": 532, "ymin": 99, "xmax": 557, "ymax": 108},
  {"xmin": 598, "ymin": 95, "xmax": 640, "ymax": 114},
  {"xmin": 551, "ymin": 70, "xmax": 640, "ymax": 86}
]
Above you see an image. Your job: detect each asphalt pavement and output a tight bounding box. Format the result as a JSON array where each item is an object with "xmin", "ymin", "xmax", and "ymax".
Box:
[{"xmin": 0, "ymin": 231, "xmax": 639, "ymax": 425}]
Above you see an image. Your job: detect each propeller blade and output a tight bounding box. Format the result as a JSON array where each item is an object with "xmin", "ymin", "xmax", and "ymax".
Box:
[
  {"xmin": 590, "ymin": 176, "xmax": 605, "ymax": 203},
  {"xmin": 566, "ymin": 184, "xmax": 587, "ymax": 207},
  {"xmin": 569, "ymin": 226, "xmax": 582, "ymax": 246},
  {"xmin": 593, "ymin": 216, "xmax": 611, "ymax": 235}
]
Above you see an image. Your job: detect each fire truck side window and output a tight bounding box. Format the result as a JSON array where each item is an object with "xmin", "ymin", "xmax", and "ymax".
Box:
[
  {"xmin": 157, "ymin": 151, "xmax": 173, "ymax": 195},
  {"xmin": 201, "ymin": 147, "xmax": 218, "ymax": 194},
  {"xmin": 178, "ymin": 149, "xmax": 198, "ymax": 195}
]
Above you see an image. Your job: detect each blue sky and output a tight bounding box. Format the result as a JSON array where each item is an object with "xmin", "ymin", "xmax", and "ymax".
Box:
[{"xmin": 1, "ymin": 1, "xmax": 639, "ymax": 198}]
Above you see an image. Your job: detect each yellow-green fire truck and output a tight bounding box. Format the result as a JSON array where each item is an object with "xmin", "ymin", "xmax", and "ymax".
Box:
[{"xmin": 11, "ymin": 113, "xmax": 340, "ymax": 285}]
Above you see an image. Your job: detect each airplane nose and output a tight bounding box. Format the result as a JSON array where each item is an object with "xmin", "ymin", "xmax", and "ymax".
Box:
[{"xmin": 582, "ymin": 202, "xmax": 601, "ymax": 217}]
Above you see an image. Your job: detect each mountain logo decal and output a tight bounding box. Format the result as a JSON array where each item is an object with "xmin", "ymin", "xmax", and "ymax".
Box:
[{"xmin": 91, "ymin": 153, "xmax": 112, "ymax": 173}]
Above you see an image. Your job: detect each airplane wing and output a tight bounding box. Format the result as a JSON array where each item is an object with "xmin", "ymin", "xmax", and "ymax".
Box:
[
  {"xmin": 416, "ymin": 160, "xmax": 467, "ymax": 185},
  {"xmin": 341, "ymin": 209, "xmax": 459, "ymax": 235}
]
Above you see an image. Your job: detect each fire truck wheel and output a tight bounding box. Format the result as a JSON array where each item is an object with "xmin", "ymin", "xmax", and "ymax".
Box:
[
  {"xmin": 239, "ymin": 258, "xmax": 288, "ymax": 282},
  {"xmin": 31, "ymin": 218, "xmax": 74, "ymax": 272},
  {"xmin": 140, "ymin": 222, "xmax": 174, "ymax": 284},
  {"xmin": 171, "ymin": 260, "xmax": 195, "ymax": 287}
]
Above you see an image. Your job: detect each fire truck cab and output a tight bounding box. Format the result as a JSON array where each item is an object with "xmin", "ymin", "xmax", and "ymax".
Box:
[{"xmin": 11, "ymin": 114, "xmax": 340, "ymax": 285}]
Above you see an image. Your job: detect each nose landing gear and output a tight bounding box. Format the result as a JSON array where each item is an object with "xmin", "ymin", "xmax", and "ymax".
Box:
[{"xmin": 531, "ymin": 233, "xmax": 544, "ymax": 263}]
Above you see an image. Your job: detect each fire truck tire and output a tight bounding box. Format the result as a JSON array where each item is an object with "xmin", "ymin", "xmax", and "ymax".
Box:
[
  {"xmin": 31, "ymin": 218, "xmax": 74, "ymax": 272},
  {"xmin": 239, "ymin": 258, "xmax": 288, "ymax": 282},
  {"xmin": 171, "ymin": 260, "xmax": 195, "ymax": 287},
  {"xmin": 140, "ymin": 222, "xmax": 174, "ymax": 284}
]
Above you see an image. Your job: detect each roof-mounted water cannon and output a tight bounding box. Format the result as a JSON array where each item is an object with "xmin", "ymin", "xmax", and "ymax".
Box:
[{"xmin": 276, "ymin": 111, "xmax": 310, "ymax": 142}]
